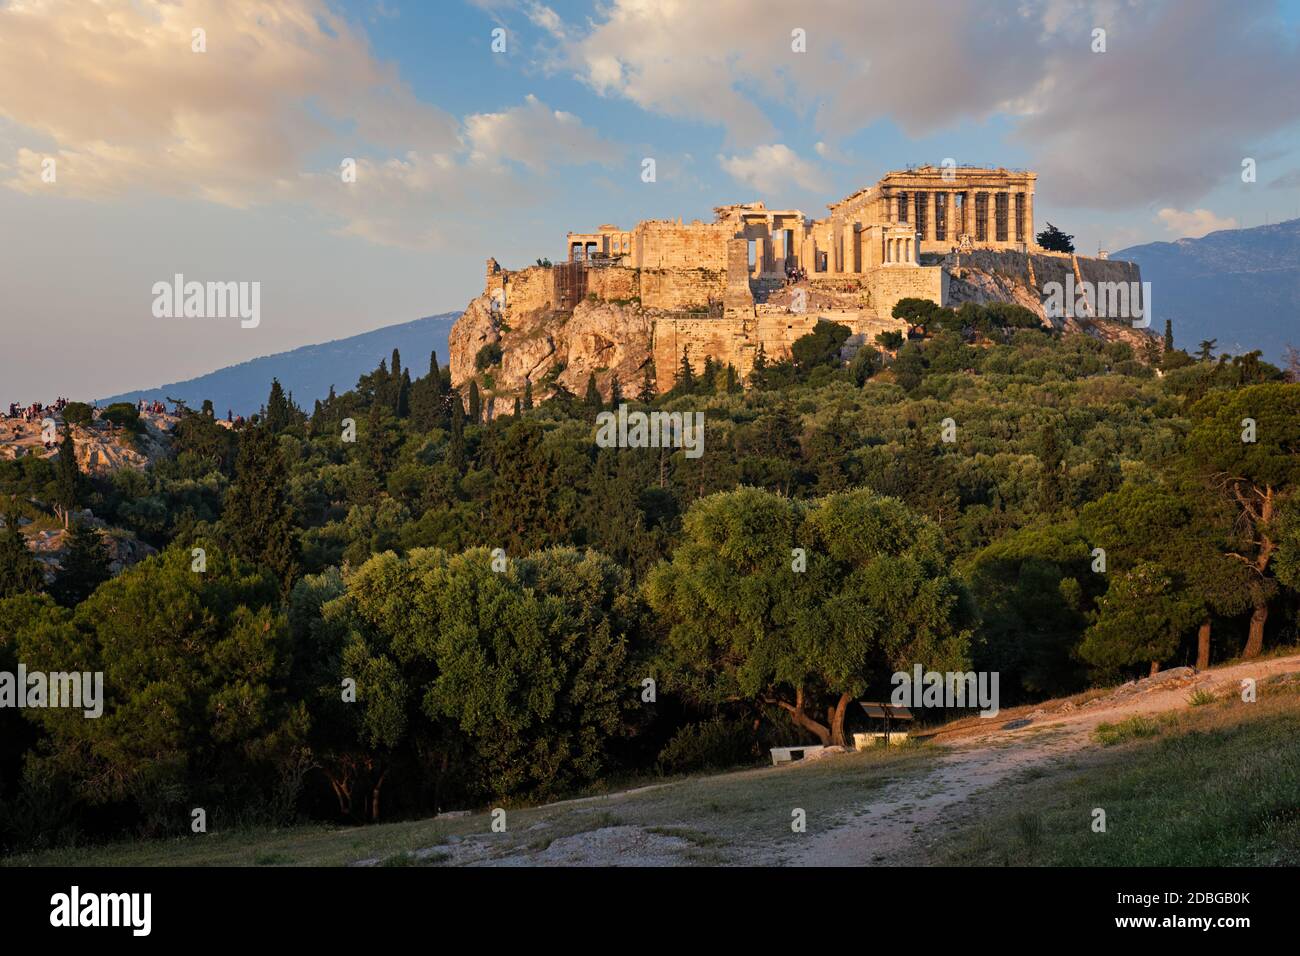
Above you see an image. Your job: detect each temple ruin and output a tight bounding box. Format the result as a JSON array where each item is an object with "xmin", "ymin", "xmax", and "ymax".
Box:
[{"xmin": 457, "ymin": 166, "xmax": 1141, "ymax": 397}]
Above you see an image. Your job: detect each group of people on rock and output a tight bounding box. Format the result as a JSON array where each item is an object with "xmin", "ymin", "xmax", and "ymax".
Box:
[
  {"xmin": 784, "ymin": 264, "xmax": 808, "ymax": 284},
  {"xmin": 5, "ymin": 397, "xmax": 70, "ymax": 422},
  {"xmin": 137, "ymin": 399, "xmax": 167, "ymax": 414}
]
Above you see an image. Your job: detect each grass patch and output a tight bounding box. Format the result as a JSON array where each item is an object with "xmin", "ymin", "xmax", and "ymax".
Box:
[
  {"xmin": 929, "ymin": 679, "xmax": 1300, "ymax": 866},
  {"xmin": 1093, "ymin": 714, "xmax": 1168, "ymax": 746},
  {"xmin": 7, "ymin": 744, "xmax": 935, "ymax": 867}
]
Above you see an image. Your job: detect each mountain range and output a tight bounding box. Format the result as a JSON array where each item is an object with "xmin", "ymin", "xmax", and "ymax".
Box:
[
  {"xmin": 1112, "ymin": 217, "xmax": 1299, "ymax": 363},
  {"xmin": 99, "ymin": 313, "xmax": 458, "ymax": 417}
]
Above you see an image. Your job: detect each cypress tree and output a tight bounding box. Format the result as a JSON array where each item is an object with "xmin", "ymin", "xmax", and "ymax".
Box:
[
  {"xmin": 265, "ymin": 378, "xmax": 292, "ymax": 433},
  {"xmin": 397, "ymin": 369, "xmax": 412, "ymax": 418},
  {"xmin": 468, "ymin": 380, "xmax": 482, "ymax": 424},
  {"xmin": 608, "ymin": 373, "xmax": 622, "ymax": 409},
  {"xmin": 584, "ymin": 372, "xmax": 601, "ymax": 407},
  {"xmin": 638, "ymin": 362, "xmax": 656, "ymax": 404},
  {"xmin": 0, "ymin": 505, "xmax": 44, "ymax": 598},
  {"xmin": 523, "ymin": 378, "xmax": 534, "ymax": 411},
  {"xmin": 677, "ymin": 347, "xmax": 695, "ymax": 393},
  {"xmin": 224, "ymin": 424, "xmax": 300, "ymax": 590},
  {"xmin": 448, "ymin": 396, "xmax": 466, "ymax": 473},
  {"xmin": 52, "ymin": 518, "xmax": 112, "ymax": 607},
  {"xmin": 53, "ymin": 426, "xmax": 80, "ymax": 525}
]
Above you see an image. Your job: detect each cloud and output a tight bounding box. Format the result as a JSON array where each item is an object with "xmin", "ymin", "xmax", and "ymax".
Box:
[
  {"xmin": 1269, "ymin": 168, "xmax": 1300, "ymax": 190},
  {"xmin": 1155, "ymin": 207, "xmax": 1239, "ymax": 238},
  {"xmin": 0, "ymin": 0, "xmax": 620, "ymax": 248},
  {"xmin": 560, "ymin": 0, "xmax": 1300, "ymax": 208},
  {"xmin": 465, "ymin": 94, "xmax": 620, "ymax": 171},
  {"xmin": 718, "ymin": 144, "xmax": 827, "ymax": 196}
]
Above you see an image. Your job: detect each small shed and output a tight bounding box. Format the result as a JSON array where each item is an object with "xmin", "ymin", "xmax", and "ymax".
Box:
[{"xmin": 853, "ymin": 701, "xmax": 913, "ymax": 748}]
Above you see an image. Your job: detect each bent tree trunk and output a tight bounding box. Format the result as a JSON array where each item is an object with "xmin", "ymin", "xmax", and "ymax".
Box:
[
  {"xmin": 830, "ymin": 693, "xmax": 853, "ymax": 747},
  {"xmin": 769, "ymin": 687, "xmax": 831, "ymax": 746},
  {"xmin": 1244, "ymin": 603, "xmax": 1268, "ymax": 659},
  {"xmin": 1196, "ymin": 620, "xmax": 1212, "ymax": 671}
]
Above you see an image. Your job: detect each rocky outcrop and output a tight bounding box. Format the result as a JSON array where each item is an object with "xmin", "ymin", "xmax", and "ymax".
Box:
[
  {"xmin": 451, "ymin": 249, "xmax": 1156, "ymax": 401},
  {"xmin": 0, "ymin": 414, "xmax": 174, "ymax": 475},
  {"xmin": 452, "ymin": 292, "xmax": 654, "ymax": 401}
]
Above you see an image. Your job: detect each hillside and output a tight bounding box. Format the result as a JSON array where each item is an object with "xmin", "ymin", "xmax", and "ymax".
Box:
[
  {"xmin": 98, "ymin": 313, "xmax": 458, "ymax": 416},
  {"xmin": 13, "ymin": 653, "xmax": 1298, "ymax": 867},
  {"xmin": 1113, "ymin": 218, "xmax": 1300, "ymax": 362}
]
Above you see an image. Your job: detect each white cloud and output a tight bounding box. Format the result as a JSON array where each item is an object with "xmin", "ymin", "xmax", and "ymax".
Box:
[
  {"xmin": 562, "ymin": 0, "xmax": 1300, "ymax": 208},
  {"xmin": 0, "ymin": 0, "xmax": 620, "ymax": 248},
  {"xmin": 1155, "ymin": 208, "xmax": 1239, "ymax": 238},
  {"xmin": 466, "ymin": 94, "xmax": 620, "ymax": 171},
  {"xmin": 718, "ymin": 144, "xmax": 827, "ymax": 196}
]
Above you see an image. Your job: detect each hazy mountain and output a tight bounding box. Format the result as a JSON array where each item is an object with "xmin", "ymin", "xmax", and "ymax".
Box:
[
  {"xmin": 99, "ymin": 313, "xmax": 459, "ymax": 417},
  {"xmin": 1112, "ymin": 218, "xmax": 1300, "ymax": 363}
]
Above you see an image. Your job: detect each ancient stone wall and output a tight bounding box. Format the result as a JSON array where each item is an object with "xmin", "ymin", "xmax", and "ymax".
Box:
[
  {"xmin": 866, "ymin": 266, "xmax": 949, "ymax": 316},
  {"xmin": 584, "ymin": 266, "xmax": 640, "ymax": 302},
  {"xmin": 640, "ymin": 268, "xmax": 726, "ymax": 310},
  {"xmin": 633, "ymin": 222, "xmax": 730, "ymax": 270}
]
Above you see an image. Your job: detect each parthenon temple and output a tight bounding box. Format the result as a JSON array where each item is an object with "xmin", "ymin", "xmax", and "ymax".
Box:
[
  {"xmin": 458, "ymin": 165, "xmax": 1140, "ymax": 398},
  {"xmin": 565, "ymin": 165, "xmax": 1038, "ymax": 278}
]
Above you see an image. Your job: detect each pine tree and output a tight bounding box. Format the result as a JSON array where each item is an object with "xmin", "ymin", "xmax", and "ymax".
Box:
[
  {"xmin": 0, "ymin": 505, "xmax": 44, "ymax": 598},
  {"xmin": 52, "ymin": 518, "xmax": 111, "ymax": 607},
  {"xmin": 1197, "ymin": 339, "xmax": 1217, "ymax": 362},
  {"xmin": 224, "ymin": 424, "xmax": 300, "ymax": 590}
]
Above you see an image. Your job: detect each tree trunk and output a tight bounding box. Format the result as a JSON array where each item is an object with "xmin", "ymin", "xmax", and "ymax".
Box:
[
  {"xmin": 369, "ymin": 768, "xmax": 388, "ymax": 822},
  {"xmin": 1196, "ymin": 619, "xmax": 1211, "ymax": 671},
  {"xmin": 830, "ymin": 693, "xmax": 853, "ymax": 747},
  {"xmin": 771, "ymin": 686, "xmax": 832, "ymax": 746},
  {"xmin": 1149, "ymin": 660, "xmax": 1160, "ymax": 677},
  {"xmin": 1244, "ymin": 602, "xmax": 1268, "ymax": 658}
]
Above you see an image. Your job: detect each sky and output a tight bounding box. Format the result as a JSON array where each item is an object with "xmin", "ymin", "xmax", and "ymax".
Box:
[{"xmin": 2, "ymin": 0, "xmax": 1300, "ymax": 401}]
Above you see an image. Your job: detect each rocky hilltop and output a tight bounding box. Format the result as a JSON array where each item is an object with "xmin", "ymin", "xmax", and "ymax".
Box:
[{"xmin": 450, "ymin": 249, "xmax": 1155, "ymax": 404}]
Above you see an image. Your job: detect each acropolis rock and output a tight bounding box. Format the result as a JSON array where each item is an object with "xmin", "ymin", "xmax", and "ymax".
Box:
[{"xmin": 450, "ymin": 166, "xmax": 1151, "ymax": 400}]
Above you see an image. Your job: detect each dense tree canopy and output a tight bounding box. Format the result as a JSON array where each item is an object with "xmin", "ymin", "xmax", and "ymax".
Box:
[{"xmin": 1, "ymin": 323, "xmax": 1297, "ymax": 850}]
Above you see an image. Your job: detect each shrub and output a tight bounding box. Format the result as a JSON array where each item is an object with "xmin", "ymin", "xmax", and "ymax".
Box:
[
  {"xmin": 100, "ymin": 402, "xmax": 142, "ymax": 432},
  {"xmin": 474, "ymin": 342, "xmax": 503, "ymax": 371},
  {"xmin": 656, "ymin": 718, "xmax": 757, "ymax": 775},
  {"xmin": 61, "ymin": 402, "xmax": 93, "ymax": 427}
]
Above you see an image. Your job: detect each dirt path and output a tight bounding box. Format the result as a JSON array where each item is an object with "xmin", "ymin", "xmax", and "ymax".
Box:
[{"xmin": 786, "ymin": 654, "xmax": 1300, "ymax": 867}]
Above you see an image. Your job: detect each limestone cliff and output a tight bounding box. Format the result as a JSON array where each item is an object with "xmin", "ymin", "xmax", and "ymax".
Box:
[{"xmin": 449, "ymin": 249, "xmax": 1154, "ymax": 402}]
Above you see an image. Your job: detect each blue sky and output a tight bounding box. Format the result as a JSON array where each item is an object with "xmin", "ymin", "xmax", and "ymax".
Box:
[{"xmin": 2, "ymin": 0, "xmax": 1299, "ymax": 400}]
